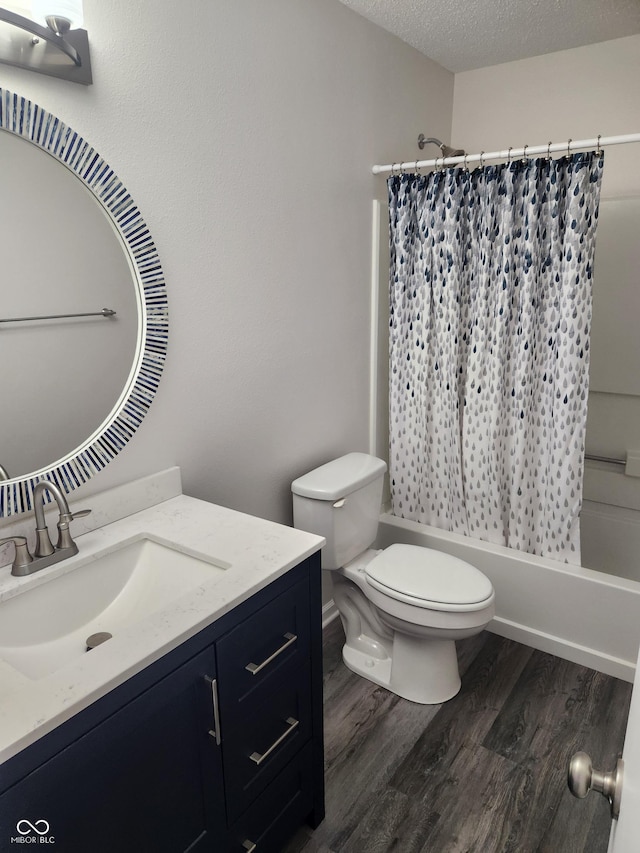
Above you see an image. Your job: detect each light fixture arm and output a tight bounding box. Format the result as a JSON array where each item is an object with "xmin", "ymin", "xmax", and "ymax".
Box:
[
  {"xmin": 0, "ymin": 6, "xmax": 91, "ymax": 84},
  {"xmin": 0, "ymin": 7, "xmax": 79, "ymax": 65}
]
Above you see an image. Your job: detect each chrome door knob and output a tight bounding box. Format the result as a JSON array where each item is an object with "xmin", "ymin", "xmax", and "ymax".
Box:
[{"xmin": 568, "ymin": 751, "xmax": 624, "ymax": 819}]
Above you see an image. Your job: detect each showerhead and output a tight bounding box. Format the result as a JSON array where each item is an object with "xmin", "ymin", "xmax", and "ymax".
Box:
[{"xmin": 417, "ymin": 134, "xmax": 465, "ymax": 159}]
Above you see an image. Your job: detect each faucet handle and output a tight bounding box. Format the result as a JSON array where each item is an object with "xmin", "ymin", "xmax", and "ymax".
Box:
[
  {"xmin": 56, "ymin": 508, "xmax": 91, "ymax": 550},
  {"xmin": 70, "ymin": 509, "xmax": 91, "ymax": 520},
  {"xmin": 57, "ymin": 508, "xmax": 91, "ymax": 526},
  {"xmin": 0, "ymin": 536, "xmax": 34, "ymax": 576}
]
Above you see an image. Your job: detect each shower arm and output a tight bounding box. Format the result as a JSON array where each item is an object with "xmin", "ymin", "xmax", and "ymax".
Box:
[{"xmin": 417, "ymin": 135, "xmax": 465, "ymax": 159}]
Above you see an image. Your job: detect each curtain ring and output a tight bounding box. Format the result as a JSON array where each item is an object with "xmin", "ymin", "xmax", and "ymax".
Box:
[
  {"xmin": 521, "ymin": 144, "xmax": 529, "ymax": 164},
  {"xmin": 596, "ymin": 134, "xmax": 602, "ymax": 156},
  {"xmin": 567, "ymin": 138, "xmax": 572, "ymax": 157},
  {"xmin": 463, "ymin": 153, "xmax": 469, "ymax": 172},
  {"xmin": 479, "ymin": 151, "xmax": 485, "ymax": 168},
  {"xmin": 547, "ymin": 141, "xmax": 552, "ymax": 160},
  {"xmin": 507, "ymin": 146, "xmax": 513, "ymax": 164}
]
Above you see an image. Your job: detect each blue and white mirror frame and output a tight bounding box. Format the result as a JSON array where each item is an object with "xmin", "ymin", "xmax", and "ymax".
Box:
[{"xmin": 0, "ymin": 88, "xmax": 169, "ymax": 517}]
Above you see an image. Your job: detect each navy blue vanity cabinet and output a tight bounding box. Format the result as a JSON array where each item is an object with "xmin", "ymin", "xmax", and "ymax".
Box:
[
  {"xmin": 0, "ymin": 553, "xmax": 324, "ymax": 853},
  {"xmin": 0, "ymin": 645, "xmax": 225, "ymax": 852}
]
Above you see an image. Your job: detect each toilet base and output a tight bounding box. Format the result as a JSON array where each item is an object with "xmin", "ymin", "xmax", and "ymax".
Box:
[{"xmin": 342, "ymin": 632, "xmax": 461, "ymax": 705}]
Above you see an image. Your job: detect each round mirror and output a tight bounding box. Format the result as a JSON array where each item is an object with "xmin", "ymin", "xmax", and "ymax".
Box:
[{"xmin": 0, "ymin": 89, "xmax": 168, "ymax": 517}]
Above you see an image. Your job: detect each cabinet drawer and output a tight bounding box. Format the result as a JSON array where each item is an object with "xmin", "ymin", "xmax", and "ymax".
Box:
[
  {"xmin": 217, "ymin": 578, "xmax": 310, "ymax": 712},
  {"xmin": 222, "ymin": 664, "xmax": 312, "ymax": 822},
  {"xmin": 229, "ymin": 742, "xmax": 314, "ymax": 853}
]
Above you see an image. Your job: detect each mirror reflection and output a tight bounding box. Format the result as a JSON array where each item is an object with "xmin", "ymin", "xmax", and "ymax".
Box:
[{"xmin": 0, "ymin": 129, "xmax": 140, "ymax": 479}]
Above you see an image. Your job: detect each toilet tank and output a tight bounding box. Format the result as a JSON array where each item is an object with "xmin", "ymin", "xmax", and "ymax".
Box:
[{"xmin": 291, "ymin": 453, "xmax": 387, "ymax": 570}]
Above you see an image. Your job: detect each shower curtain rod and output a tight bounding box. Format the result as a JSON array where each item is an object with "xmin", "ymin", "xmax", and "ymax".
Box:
[{"xmin": 372, "ymin": 132, "xmax": 640, "ymax": 175}]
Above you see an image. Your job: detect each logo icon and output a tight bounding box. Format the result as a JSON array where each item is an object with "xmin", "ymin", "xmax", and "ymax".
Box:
[{"xmin": 16, "ymin": 820, "xmax": 50, "ymax": 836}]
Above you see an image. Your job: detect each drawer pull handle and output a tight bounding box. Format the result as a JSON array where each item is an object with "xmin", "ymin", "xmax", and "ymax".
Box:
[
  {"xmin": 249, "ymin": 717, "xmax": 299, "ymax": 765},
  {"xmin": 245, "ymin": 632, "xmax": 297, "ymax": 675},
  {"xmin": 242, "ymin": 842, "xmax": 257, "ymax": 852}
]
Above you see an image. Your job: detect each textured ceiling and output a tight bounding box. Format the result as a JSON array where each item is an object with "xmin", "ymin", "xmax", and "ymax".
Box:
[{"xmin": 337, "ymin": 0, "xmax": 640, "ymax": 72}]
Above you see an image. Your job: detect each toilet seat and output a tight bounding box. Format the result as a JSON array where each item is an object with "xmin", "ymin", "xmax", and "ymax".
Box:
[{"xmin": 365, "ymin": 544, "xmax": 494, "ymax": 613}]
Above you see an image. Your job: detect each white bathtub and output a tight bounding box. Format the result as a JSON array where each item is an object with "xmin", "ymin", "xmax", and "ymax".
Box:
[
  {"xmin": 375, "ymin": 512, "xmax": 640, "ymax": 682},
  {"xmin": 581, "ymin": 500, "xmax": 640, "ymax": 583}
]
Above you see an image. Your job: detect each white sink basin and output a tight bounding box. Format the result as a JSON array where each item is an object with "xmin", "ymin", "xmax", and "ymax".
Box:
[{"xmin": 0, "ymin": 536, "xmax": 230, "ymax": 680}]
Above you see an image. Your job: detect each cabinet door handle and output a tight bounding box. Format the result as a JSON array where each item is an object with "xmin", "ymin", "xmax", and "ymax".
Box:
[
  {"xmin": 242, "ymin": 842, "xmax": 257, "ymax": 852},
  {"xmin": 204, "ymin": 675, "xmax": 222, "ymax": 746},
  {"xmin": 249, "ymin": 717, "xmax": 299, "ymax": 765},
  {"xmin": 245, "ymin": 632, "xmax": 297, "ymax": 675}
]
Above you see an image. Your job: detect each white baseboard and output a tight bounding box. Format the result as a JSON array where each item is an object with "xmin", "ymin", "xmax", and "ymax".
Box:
[
  {"xmin": 488, "ymin": 617, "xmax": 636, "ymax": 683},
  {"xmin": 322, "ymin": 599, "xmax": 339, "ymax": 629}
]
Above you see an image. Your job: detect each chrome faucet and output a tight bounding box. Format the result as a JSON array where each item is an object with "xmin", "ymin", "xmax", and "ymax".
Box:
[
  {"xmin": 0, "ymin": 481, "xmax": 91, "ymax": 576},
  {"xmin": 33, "ymin": 481, "xmax": 91, "ymax": 558}
]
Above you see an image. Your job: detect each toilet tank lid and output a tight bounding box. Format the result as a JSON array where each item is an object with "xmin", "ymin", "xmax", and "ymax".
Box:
[{"xmin": 291, "ymin": 453, "xmax": 387, "ymax": 501}]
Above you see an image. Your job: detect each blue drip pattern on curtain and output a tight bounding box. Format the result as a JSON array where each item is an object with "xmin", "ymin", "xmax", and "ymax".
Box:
[{"xmin": 388, "ymin": 152, "xmax": 604, "ymax": 564}]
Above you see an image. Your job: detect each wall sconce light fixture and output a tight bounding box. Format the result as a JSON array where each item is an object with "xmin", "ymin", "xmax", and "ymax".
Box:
[{"xmin": 0, "ymin": 1, "xmax": 91, "ymax": 84}]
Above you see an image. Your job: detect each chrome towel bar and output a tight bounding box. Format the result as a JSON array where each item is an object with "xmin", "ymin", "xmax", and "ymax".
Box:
[
  {"xmin": 584, "ymin": 453, "xmax": 626, "ymax": 466},
  {"xmin": 0, "ymin": 308, "xmax": 116, "ymax": 324}
]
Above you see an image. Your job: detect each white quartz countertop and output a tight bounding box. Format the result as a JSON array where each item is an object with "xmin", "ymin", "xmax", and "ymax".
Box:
[{"xmin": 0, "ymin": 493, "xmax": 324, "ymax": 765}]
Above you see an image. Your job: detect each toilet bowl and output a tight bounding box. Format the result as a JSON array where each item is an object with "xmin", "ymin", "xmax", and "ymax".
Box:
[{"xmin": 292, "ymin": 453, "xmax": 495, "ymax": 704}]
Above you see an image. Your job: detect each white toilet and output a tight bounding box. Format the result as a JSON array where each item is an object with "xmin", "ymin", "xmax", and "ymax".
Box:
[{"xmin": 292, "ymin": 452, "xmax": 495, "ymax": 704}]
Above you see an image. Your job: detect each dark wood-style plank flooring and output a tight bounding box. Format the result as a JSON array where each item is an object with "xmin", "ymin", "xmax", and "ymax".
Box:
[{"xmin": 285, "ymin": 619, "xmax": 632, "ymax": 853}]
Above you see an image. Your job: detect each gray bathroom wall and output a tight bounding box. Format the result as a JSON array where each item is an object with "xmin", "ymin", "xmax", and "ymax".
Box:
[{"xmin": 0, "ymin": 0, "xmax": 453, "ymax": 527}]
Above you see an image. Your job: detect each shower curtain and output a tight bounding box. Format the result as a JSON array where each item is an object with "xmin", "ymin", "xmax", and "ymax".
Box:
[{"xmin": 388, "ymin": 152, "xmax": 604, "ymax": 564}]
